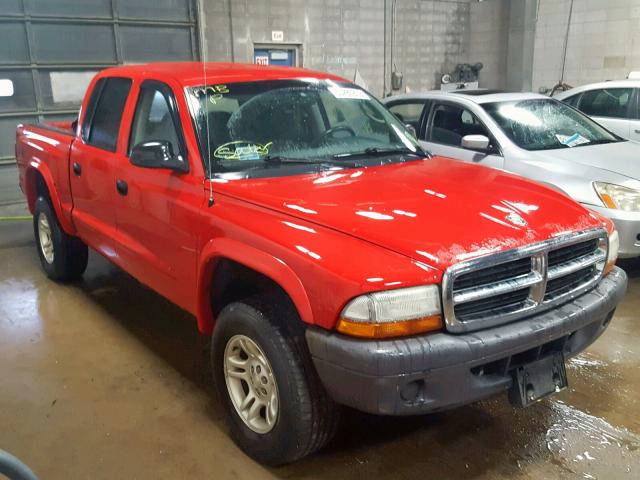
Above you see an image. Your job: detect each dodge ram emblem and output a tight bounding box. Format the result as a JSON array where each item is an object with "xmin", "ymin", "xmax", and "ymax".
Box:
[{"xmin": 506, "ymin": 212, "xmax": 527, "ymax": 227}]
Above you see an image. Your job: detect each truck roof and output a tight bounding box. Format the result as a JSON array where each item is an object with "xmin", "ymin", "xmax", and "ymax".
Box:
[{"xmin": 99, "ymin": 62, "xmax": 348, "ymax": 87}]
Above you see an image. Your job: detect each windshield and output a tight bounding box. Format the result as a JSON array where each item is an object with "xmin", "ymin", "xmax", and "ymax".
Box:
[
  {"xmin": 186, "ymin": 79, "xmax": 424, "ymax": 179},
  {"xmin": 482, "ymin": 99, "xmax": 621, "ymax": 151}
]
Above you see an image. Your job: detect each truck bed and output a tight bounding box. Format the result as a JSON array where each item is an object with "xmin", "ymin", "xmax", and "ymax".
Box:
[{"xmin": 15, "ymin": 121, "xmax": 76, "ymax": 227}]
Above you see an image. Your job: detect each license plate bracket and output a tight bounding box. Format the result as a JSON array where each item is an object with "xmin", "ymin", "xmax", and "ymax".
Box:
[{"xmin": 508, "ymin": 353, "xmax": 568, "ymax": 407}]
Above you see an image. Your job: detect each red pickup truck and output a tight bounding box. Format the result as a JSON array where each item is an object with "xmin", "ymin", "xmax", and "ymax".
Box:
[{"xmin": 16, "ymin": 63, "xmax": 627, "ymax": 465}]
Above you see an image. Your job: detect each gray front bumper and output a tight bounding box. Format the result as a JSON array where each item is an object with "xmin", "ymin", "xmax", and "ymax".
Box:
[{"xmin": 306, "ymin": 267, "xmax": 628, "ymax": 415}]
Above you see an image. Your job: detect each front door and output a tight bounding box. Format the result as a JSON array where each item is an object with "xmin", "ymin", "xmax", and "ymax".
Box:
[
  {"xmin": 422, "ymin": 102, "xmax": 504, "ymax": 169},
  {"xmin": 113, "ymin": 80, "xmax": 200, "ymax": 312},
  {"xmin": 70, "ymin": 77, "xmax": 132, "ymax": 256}
]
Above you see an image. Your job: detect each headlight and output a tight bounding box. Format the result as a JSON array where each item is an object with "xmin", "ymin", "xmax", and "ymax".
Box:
[
  {"xmin": 336, "ymin": 285, "xmax": 443, "ymax": 338},
  {"xmin": 605, "ymin": 229, "xmax": 619, "ymax": 275},
  {"xmin": 594, "ymin": 182, "xmax": 640, "ymax": 212}
]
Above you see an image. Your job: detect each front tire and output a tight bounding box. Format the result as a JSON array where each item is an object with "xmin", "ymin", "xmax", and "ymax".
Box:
[
  {"xmin": 33, "ymin": 196, "xmax": 88, "ymax": 281},
  {"xmin": 211, "ymin": 296, "xmax": 340, "ymax": 465}
]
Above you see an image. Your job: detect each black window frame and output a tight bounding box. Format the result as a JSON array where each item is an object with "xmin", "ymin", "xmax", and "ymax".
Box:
[
  {"xmin": 576, "ymin": 87, "xmax": 636, "ymax": 120},
  {"xmin": 82, "ymin": 76, "xmax": 132, "ymax": 153},
  {"xmin": 425, "ymin": 100, "xmax": 503, "ymax": 155},
  {"xmin": 127, "ymin": 79, "xmax": 189, "ymax": 170}
]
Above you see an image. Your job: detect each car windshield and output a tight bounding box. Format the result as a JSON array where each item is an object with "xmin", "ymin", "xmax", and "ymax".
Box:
[
  {"xmin": 186, "ymin": 79, "xmax": 425, "ymax": 179},
  {"xmin": 482, "ymin": 98, "xmax": 622, "ymax": 151}
]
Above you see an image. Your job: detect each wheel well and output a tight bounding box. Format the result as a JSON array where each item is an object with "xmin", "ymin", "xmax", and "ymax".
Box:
[
  {"xmin": 211, "ymin": 258, "xmax": 296, "ymax": 320},
  {"xmin": 26, "ymin": 169, "xmax": 49, "ymax": 211}
]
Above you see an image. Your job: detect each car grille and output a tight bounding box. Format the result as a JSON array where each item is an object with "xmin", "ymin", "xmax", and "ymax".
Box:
[{"xmin": 442, "ymin": 229, "xmax": 608, "ymax": 333}]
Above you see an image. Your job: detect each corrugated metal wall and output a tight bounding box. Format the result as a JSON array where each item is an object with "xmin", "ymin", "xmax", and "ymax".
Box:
[{"xmin": 0, "ymin": 0, "xmax": 199, "ymax": 205}]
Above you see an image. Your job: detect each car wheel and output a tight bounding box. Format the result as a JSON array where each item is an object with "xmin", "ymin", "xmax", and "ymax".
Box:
[
  {"xmin": 33, "ymin": 196, "xmax": 88, "ymax": 281},
  {"xmin": 211, "ymin": 295, "xmax": 340, "ymax": 465}
]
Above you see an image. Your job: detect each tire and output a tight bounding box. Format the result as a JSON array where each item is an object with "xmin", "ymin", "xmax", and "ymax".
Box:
[
  {"xmin": 33, "ymin": 196, "xmax": 88, "ymax": 281},
  {"xmin": 211, "ymin": 295, "xmax": 340, "ymax": 465}
]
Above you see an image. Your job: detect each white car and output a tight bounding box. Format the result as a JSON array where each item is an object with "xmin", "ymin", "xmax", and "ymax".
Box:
[
  {"xmin": 554, "ymin": 80, "xmax": 640, "ymax": 141},
  {"xmin": 382, "ymin": 90, "xmax": 640, "ymax": 258}
]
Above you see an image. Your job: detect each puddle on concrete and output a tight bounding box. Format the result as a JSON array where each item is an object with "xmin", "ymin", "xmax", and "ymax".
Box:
[{"xmin": 545, "ymin": 400, "xmax": 639, "ymax": 478}]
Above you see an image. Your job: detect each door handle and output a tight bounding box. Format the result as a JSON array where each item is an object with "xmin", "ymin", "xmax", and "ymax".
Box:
[
  {"xmin": 72, "ymin": 162, "xmax": 82, "ymax": 176},
  {"xmin": 116, "ymin": 179, "xmax": 128, "ymax": 196},
  {"xmin": 635, "ymin": 129, "xmax": 640, "ymax": 134}
]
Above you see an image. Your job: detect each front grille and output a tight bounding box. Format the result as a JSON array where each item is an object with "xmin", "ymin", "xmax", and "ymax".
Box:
[
  {"xmin": 454, "ymin": 257, "xmax": 531, "ymax": 291},
  {"xmin": 455, "ymin": 288, "xmax": 530, "ymax": 321},
  {"xmin": 548, "ymin": 239, "xmax": 598, "ymax": 267},
  {"xmin": 442, "ymin": 230, "xmax": 608, "ymax": 333},
  {"xmin": 545, "ymin": 265, "xmax": 596, "ymax": 301}
]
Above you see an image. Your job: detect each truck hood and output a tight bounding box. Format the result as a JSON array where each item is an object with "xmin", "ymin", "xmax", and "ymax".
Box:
[
  {"xmin": 531, "ymin": 140, "xmax": 640, "ymax": 181},
  {"xmin": 216, "ymin": 158, "xmax": 605, "ymax": 270}
]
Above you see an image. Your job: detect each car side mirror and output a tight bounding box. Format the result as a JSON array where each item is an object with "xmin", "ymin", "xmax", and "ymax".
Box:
[
  {"xmin": 130, "ymin": 141, "xmax": 188, "ymax": 173},
  {"xmin": 461, "ymin": 134, "xmax": 490, "ymax": 151}
]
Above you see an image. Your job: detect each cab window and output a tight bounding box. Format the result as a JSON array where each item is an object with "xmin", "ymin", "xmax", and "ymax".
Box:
[
  {"xmin": 84, "ymin": 77, "xmax": 132, "ymax": 152},
  {"xmin": 129, "ymin": 84, "xmax": 182, "ymax": 156}
]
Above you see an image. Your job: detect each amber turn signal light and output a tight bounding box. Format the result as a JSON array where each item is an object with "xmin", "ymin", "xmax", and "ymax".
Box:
[{"xmin": 336, "ymin": 315, "xmax": 443, "ymax": 339}]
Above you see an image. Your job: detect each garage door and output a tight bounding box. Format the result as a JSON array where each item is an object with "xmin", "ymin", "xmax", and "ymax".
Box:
[{"xmin": 0, "ymin": 0, "xmax": 200, "ymax": 205}]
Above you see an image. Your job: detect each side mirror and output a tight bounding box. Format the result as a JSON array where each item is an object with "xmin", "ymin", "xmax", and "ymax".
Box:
[
  {"xmin": 461, "ymin": 134, "xmax": 490, "ymax": 151},
  {"xmin": 405, "ymin": 124, "xmax": 417, "ymax": 138},
  {"xmin": 130, "ymin": 141, "xmax": 188, "ymax": 173}
]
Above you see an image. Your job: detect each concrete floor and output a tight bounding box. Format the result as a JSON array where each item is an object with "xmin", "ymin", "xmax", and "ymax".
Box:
[{"xmin": 1, "ymin": 219, "xmax": 639, "ymax": 480}]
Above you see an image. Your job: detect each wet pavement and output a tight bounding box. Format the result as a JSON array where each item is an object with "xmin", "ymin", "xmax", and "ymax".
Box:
[{"xmin": 1, "ymin": 219, "xmax": 639, "ymax": 479}]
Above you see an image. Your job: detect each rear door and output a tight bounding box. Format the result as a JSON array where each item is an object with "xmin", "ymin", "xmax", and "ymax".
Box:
[
  {"xmin": 113, "ymin": 79, "xmax": 201, "ymax": 312},
  {"xmin": 422, "ymin": 101, "xmax": 504, "ymax": 169},
  {"xmin": 70, "ymin": 77, "xmax": 132, "ymax": 254},
  {"xmin": 577, "ymin": 87, "xmax": 633, "ymax": 139}
]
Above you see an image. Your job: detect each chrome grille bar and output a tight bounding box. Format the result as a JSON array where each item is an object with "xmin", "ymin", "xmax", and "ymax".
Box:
[
  {"xmin": 453, "ymin": 271, "xmax": 543, "ymax": 305},
  {"xmin": 547, "ymin": 250, "xmax": 606, "ymax": 280},
  {"xmin": 442, "ymin": 228, "xmax": 608, "ymax": 333}
]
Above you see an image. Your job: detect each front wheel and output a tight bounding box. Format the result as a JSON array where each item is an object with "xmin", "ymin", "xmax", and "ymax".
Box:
[
  {"xmin": 211, "ymin": 296, "xmax": 340, "ymax": 465},
  {"xmin": 33, "ymin": 196, "xmax": 88, "ymax": 281}
]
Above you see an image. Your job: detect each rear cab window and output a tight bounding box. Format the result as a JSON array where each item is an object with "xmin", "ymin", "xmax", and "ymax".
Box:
[{"xmin": 82, "ymin": 77, "xmax": 132, "ymax": 152}]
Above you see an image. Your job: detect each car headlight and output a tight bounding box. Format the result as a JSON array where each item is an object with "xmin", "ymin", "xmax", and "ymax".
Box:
[
  {"xmin": 336, "ymin": 285, "xmax": 443, "ymax": 338},
  {"xmin": 605, "ymin": 229, "xmax": 619, "ymax": 275},
  {"xmin": 594, "ymin": 182, "xmax": 640, "ymax": 212}
]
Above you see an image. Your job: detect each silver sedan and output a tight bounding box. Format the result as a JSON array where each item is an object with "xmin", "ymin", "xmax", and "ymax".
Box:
[{"xmin": 383, "ymin": 91, "xmax": 640, "ymax": 258}]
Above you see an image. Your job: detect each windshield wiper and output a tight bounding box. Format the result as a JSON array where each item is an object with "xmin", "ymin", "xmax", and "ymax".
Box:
[
  {"xmin": 262, "ymin": 155, "xmax": 362, "ymax": 169},
  {"xmin": 333, "ymin": 146, "xmax": 429, "ymax": 159},
  {"xmin": 263, "ymin": 155, "xmax": 321, "ymax": 164}
]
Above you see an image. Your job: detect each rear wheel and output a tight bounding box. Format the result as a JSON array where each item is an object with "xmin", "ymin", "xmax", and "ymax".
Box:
[
  {"xmin": 211, "ymin": 295, "xmax": 340, "ymax": 465},
  {"xmin": 33, "ymin": 196, "xmax": 88, "ymax": 281}
]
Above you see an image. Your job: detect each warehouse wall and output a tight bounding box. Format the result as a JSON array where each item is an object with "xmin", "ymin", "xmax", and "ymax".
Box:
[
  {"xmin": 201, "ymin": 0, "xmax": 474, "ymax": 97},
  {"xmin": 393, "ymin": 0, "xmax": 471, "ymax": 91},
  {"xmin": 468, "ymin": 0, "xmax": 509, "ymax": 89},
  {"xmin": 532, "ymin": 0, "xmax": 640, "ymax": 93}
]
